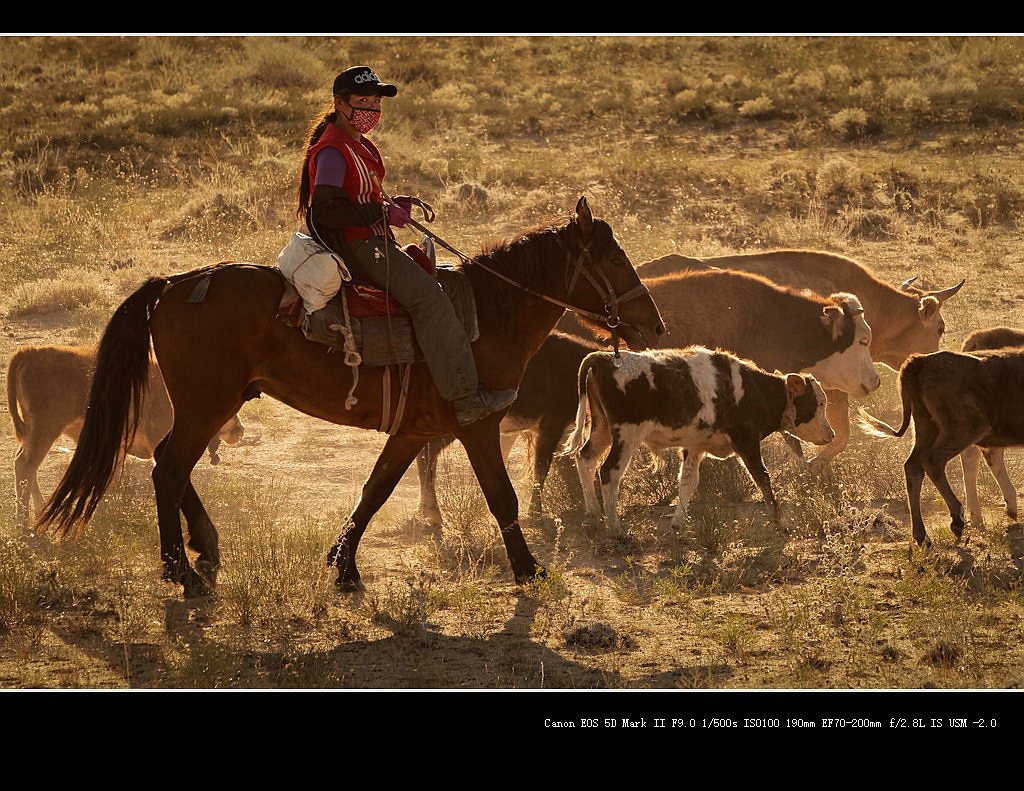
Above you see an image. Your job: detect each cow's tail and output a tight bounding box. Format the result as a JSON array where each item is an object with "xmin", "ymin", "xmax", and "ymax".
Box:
[
  {"xmin": 561, "ymin": 353, "xmax": 600, "ymax": 455},
  {"xmin": 36, "ymin": 276, "xmax": 167, "ymax": 538},
  {"xmin": 856, "ymin": 357, "xmax": 918, "ymax": 439},
  {"xmin": 6, "ymin": 349, "xmax": 28, "ymax": 442}
]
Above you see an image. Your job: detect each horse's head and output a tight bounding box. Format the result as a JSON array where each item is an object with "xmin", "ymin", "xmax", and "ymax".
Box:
[{"xmin": 564, "ymin": 197, "xmax": 665, "ymax": 350}]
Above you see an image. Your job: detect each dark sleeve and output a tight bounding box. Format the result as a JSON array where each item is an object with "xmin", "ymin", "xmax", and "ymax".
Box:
[{"xmin": 308, "ymin": 184, "xmax": 383, "ymax": 231}]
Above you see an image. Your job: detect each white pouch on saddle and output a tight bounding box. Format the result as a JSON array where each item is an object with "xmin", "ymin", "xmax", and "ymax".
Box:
[{"xmin": 277, "ymin": 232, "xmax": 352, "ymax": 314}]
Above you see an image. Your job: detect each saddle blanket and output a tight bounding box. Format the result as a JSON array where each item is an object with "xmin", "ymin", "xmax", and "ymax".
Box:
[{"xmin": 277, "ymin": 263, "xmax": 479, "ymax": 367}]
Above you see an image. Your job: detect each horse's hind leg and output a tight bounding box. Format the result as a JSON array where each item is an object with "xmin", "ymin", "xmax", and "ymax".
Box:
[
  {"xmin": 329, "ymin": 433, "xmax": 427, "ymax": 592},
  {"xmin": 181, "ymin": 485, "xmax": 219, "ymax": 575},
  {"xmin": 152, "ymin": 429, "xmax": 218, "ymax": 597},
  {"xmin": 153, "ymin": 433, "xmax": 220, "ymax": 581},
  {"xmin": 415, "ymin": 435, "xmax": 453, "ymax": 529}
]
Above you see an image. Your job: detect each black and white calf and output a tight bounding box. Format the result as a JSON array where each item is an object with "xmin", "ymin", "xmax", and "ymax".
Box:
[{"xmin": 563, "ymin": 347, "xmax": 834, "ymax": 534}]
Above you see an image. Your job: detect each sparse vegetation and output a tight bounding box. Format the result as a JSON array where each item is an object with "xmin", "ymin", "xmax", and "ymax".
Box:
[{"xmin": 3, "ymin": 35, "xmax": 1024, "ymax": 691}]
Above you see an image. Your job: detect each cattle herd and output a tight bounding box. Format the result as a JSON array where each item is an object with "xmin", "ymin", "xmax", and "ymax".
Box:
[
  {"xmin": 418, "ymin": 248, "xmax": 999, "ymax": 551},
  {"xmin": 9, "ymin": 247, "xmax": 1024, "ymax": 554}
]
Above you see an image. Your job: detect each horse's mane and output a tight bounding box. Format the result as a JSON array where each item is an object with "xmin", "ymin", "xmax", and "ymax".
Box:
[
  {"xmin": 474, "ymin": 215, "xmax": 574, "ymax": 263},
  {"xmin": 460, "ymin": 215, "xmax": 577, "ymax": 300},
  {"xmin": 465, "ymin": 213, "xmax": 627, "ymax": 307}
]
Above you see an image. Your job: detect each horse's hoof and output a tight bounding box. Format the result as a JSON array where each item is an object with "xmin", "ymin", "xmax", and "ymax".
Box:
[
  {"xmin": 334, "ymin": 574, "xmax": 365, "ymax": 594},
  {"xmin": 182, "ymin": 570, "xmax": 215, "ymax": 599},
  {"xmin": 515, "ymin": 564, "xmax": 547, "ymax": 586},
  {"xmin": 195, "ymin": 559, "xmax": 219, "ymax": 588}
]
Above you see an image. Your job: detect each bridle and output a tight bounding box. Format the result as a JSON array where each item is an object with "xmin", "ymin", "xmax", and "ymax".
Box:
[
  {"xmin": 472, "ymin": 234, "xmax": 649, "ymax": 335},
  {"xmin": 552, "ymin": 238, "xmax": 653, "ymax": 350},
  {"xmin": 381, "ymin": 188, "xmax": 651, "ymax": 350}
]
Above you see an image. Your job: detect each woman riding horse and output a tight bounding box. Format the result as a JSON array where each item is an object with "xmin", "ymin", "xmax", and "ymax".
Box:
[{"xmin": 297, "ymin": 65, "xmax": 516, "ymax": 426}]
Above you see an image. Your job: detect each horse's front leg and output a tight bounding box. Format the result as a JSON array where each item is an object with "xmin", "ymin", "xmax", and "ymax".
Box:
[
  {"xmin": 328, "ymin": 433, "xmax": 427, "ymax": 592},
  {"xmin": 459, "ymin": 422, "xmax": 545, "ymax": 585}
]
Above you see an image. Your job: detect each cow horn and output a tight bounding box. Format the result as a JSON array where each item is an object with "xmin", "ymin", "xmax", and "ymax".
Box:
[
  {"xmin": 928, "ymin": 278, "xmax": 965, "ymax": 303},
  {"xmin": 900, "ymin": 276, "xmax": 918, "ymax": 291}
]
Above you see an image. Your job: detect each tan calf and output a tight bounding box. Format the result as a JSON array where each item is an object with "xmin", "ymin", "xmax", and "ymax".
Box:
[{"xmin": 8, "ymin": 344, "xmax": 244, "ymax": 530}]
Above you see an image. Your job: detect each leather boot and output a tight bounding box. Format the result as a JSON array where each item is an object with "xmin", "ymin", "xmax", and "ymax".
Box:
[{"xmin": 454, "ymin": 387, "xmax": 518, "ymax": 426}]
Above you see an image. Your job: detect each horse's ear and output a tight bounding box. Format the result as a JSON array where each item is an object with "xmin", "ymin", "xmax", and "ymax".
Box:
[{"xmin": 574, "ymin": 196, "xmax": 594, "ymax": 235}]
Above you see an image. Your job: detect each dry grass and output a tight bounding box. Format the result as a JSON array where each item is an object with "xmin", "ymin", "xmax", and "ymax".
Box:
[{"xmin": 2, "ymin": 36, "xmax": 1024, "ymax": 701}]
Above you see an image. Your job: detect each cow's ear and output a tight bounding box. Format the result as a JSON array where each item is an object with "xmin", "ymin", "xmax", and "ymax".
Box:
[
  {"xmin": 919, "ymin": 295, "xmax": 940, "ymax": 318},
  {"xmin": 786, "ymin": 373, "xmax": 807, "ymax": 397},
  {"xmin": 574, "ymin": 196, "xmax": 594, "ymax": 236},
  {"xmin": 821, "ymin": 304, "xmax": 843, "ymax": 335}
]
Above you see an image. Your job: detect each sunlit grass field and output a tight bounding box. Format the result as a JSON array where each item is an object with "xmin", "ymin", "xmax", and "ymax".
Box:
[{"xmin": 3, "ymin": 35, "xmax": 1024, "ymax": 691}]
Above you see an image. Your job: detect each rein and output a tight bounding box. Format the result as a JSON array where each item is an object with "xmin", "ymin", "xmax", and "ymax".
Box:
[{"xmin": 376, "ymin": 181, "xmax": 650, "ymax": 346}]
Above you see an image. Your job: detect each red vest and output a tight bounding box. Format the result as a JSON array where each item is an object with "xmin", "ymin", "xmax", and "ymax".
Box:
[{"xmin": 306, "ymin": 123, "xmax": 387, "ymax": 242}]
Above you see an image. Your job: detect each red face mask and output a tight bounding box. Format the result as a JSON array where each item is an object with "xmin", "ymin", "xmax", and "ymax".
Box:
[{"xmin": 346, "ymin": 103, "xmax": 381, "ymax": 134}]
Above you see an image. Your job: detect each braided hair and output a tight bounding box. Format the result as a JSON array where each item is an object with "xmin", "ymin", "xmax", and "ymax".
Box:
[{"xmin": 295, "ymin": 103, "xmax": 340, "ymax": 220}]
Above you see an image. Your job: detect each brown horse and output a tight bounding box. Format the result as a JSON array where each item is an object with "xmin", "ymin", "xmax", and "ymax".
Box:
[{"xmin": 36, "ymin": 198, "xmax": 665, "ymax": 596}]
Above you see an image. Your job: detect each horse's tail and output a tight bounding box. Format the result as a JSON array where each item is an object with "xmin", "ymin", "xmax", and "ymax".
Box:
[
  {"xmin": 561, "ymin": 352, "xmax": 600, "ymax": 455},
  {"xmin": 6, "ymin": 349, "xmax": 29, "ymax": 443},
  {"xmin": 36, "ymin": 276, "xmax": 167, "ymax": 537}
]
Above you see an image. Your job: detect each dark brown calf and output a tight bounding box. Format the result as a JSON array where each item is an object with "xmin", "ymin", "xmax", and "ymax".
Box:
[
  {"xmin": 959, "ymin": 327, "xmax": 1024, "ymax": 527},
  {"xmin": 563, "ymin": 346, "xmax": 834, "ymax": 534},
  {"xmin": 415, "ymin": 331, "xmax": 599, "ymax": 525},
  {"xmin": 859, "ymin": 347, "xmax": 1024, "ymax": 546}
]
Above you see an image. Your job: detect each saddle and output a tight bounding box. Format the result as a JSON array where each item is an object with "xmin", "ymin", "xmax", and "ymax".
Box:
[{"xmin": 276, "ymin": 240, "xmax": 479, "ymax": 367}]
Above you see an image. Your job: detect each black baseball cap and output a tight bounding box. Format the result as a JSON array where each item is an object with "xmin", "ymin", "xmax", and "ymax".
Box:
[{"xmin": 333, "ymin": 66, "xmax": 398, "ymax": 97}]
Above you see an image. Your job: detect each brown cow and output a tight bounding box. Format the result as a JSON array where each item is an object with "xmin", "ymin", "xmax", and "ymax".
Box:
[
  {"xmin": 636, "ymin": 250, "xmax": 964, "ymax": 460},
  {"xmin": 642, "ymin": 269, "xmax": 880, "ymax": 399},
  {"xmin": 859, "ymin": 347, "xmax": 1024, "ymax": 546},
  {"xmin": 959, "ymin": 327, "xmax": 1024, "ymax": 527},
  {"xmin": 8, "ymin": 344, "xmax": 244, "ymax": 530},
  {"xmin": 563, "ymin": 347, "xmax": 834, "ymax": 534}
]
